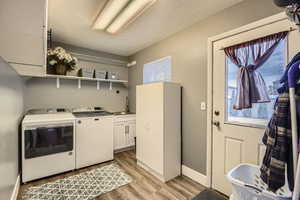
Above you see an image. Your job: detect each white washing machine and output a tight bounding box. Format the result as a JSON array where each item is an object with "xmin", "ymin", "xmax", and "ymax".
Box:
[{"xmin": 73, "ymin": 110, "xmax": 114, "ymax": 169}]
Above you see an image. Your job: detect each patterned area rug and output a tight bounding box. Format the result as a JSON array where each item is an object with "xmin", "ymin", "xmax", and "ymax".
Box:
[{"xmin": 21, "ymin": 164, "xmax": 132, "ymax": 200}]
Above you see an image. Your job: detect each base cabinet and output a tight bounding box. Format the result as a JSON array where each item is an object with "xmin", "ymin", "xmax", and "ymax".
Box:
[{"xmin": 114, "ymin": 115, "xmax": 136, "ymax": 151}]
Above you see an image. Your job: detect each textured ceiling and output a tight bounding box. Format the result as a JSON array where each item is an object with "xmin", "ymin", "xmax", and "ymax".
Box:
[{"xmin": 48, "ymin": 0, "xmax": 244, "ymax": 56}]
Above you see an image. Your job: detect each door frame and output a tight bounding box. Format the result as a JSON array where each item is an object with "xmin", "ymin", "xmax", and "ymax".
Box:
[{"xmin": 206, "ymin": 12, "xmax": 293, "ymax": 189}]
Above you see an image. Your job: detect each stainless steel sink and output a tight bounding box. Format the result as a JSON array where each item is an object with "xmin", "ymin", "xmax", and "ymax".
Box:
[
  {"xmin": 113, "ymin": 111, "xmax": 135, "ymax": 115},
  {"xmin": 73, "ymin": 111, "xmax": 113, "ymax": 118}
]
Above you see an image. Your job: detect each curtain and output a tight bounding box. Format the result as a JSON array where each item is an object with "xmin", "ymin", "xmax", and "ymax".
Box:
[{"xmin": 224, "ymin": 31, "xmax": 288, "ymax": 110}]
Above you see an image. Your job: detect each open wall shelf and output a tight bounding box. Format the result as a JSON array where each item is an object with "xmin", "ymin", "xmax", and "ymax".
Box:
[
  {"xmin": 24, "ymin": 74, "xmax": 128, "ymax": 89},
  {"xmin": 45, "ymin": 74, "xmax": 128, "ymax": 89},
  {"xmin": 45, "ymin": 74, "xmax": 128, "ymax": 83}
]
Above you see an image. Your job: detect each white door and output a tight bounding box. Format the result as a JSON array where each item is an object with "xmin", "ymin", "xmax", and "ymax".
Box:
[
  {"xmin": 114, "ymin": 120, "xmax": 136, "ymax": 150},
  {"xmin": 128, "ymin": 121, "xmax": 136, "ymax": 146},
  {"xmin": 211, "ymin": 19, "xmax": 300, "ymax": 195},
  {"xmin": 136, "ymin": 83, "xmax": 164, "ymax": 175},
  {"xmin": 113, "ymin": 122, "xmax": 126, "ymax": 150},
  {"xmin": 124, "ymin": 123, "xmax": 131, "ymax": 147},
  {"xmin": 124, "ymin": 121, "xmax": 136, "ymax": 147}
]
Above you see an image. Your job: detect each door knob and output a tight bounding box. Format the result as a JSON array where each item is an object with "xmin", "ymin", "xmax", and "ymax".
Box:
[
  {"xmin": 214, "ymin": 110, "xmax": 220, "ymax": 116},
  {"xmin": 213, "ymin": 121, "xmax": 220, "ymax": 127}
]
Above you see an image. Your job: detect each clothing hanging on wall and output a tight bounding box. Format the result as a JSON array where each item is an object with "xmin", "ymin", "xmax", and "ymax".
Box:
[
  {"xmin": 260, "ymin": 57, "xmax": 300, "ymax": 192},
  {"xmin": 278, "ymin": 52, "xmax": 300, "ymax": 94},
  {"xmin": 260, "ymin": 93, "xmax": 295, "ymax": 192}
]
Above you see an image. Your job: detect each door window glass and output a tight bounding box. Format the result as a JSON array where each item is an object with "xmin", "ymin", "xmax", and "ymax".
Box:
[{"xmin": 226, "ymin": 39, "xmax": 286, "ymax": 126}]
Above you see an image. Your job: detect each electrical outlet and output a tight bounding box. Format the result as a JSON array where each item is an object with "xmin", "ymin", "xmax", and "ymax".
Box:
[{"xmin": 201, "ymin": 102, "xmax": 206, "ymax": 110}]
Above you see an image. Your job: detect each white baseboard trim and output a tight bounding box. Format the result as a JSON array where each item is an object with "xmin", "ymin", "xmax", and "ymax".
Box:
[
  {"xmin": 182, "ymin": 165, "xmax": 208, "ymax": 187},
  {"xmin": 137, "ymin": 160, "xmax": 166, "ymax": 182},
  {"xmin": 10, "ymin": 175, "xmax": 20, "ymax": 200}
]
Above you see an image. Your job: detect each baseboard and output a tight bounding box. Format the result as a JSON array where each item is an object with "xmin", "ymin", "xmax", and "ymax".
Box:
[
  {"xmin": 114, "ymin": 146, "xmax": 135, "ymax": 154},
  {"xmin": 10, "ymin": 175, "xmax": 20, "ymax": 200},
  {"xmin": 182, "ymin": 165, "xmax": 208, "ymax": 187},
  {"xmin": 137, "ymin": 160, "xmax": 166, "ymax": 182}
]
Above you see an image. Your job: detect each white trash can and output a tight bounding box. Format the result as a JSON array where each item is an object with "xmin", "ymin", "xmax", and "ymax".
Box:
[{"xmin": 227, "ymin": 164, "xmax": 292, "ymax": 200}]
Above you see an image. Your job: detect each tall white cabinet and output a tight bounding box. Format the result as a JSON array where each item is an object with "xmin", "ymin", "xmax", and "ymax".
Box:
[
  {"xmin": 0, "ymin": 0, "xmax": 47, "ymax": 76},
  {"xmin": 136, "ymin": 82, "xmax": 181, "ymax": 182}
]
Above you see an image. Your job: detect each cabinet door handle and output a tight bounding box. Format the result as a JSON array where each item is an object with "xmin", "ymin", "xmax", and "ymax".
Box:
[
  {"xmin": 94, "ymin": 118, "xmax": 99, "ymax": 121},
  {"xmin": 125, "ymin": 125, "xmax": 129, "ymax": 134}
]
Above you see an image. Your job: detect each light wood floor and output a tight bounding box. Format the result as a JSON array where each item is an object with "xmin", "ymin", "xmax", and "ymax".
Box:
[{"xmin": 18, "ymin": 150, "xmax": 206, "ymax": 200}]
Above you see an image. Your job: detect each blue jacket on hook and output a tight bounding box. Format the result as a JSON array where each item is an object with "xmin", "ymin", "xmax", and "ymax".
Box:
[{"xmin": 278, "ymin": 52, "xmax": 300, "ymax": 94}]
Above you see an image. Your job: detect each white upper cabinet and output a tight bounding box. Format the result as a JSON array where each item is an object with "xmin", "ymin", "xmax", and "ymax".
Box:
[{"xmin": 0, "ymin": 0, "xmax": 47, "ymax": 76}]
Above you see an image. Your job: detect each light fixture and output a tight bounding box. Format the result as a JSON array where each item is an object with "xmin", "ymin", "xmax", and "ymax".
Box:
[
  {"xmin": 127, "ymin": 61, "xmax": 137, "ymax": 67},
  {"xmin": 106, "ymin": 0, "xmax": 157, "ymax": 34},
  {"xmin": 93, "ymin": 0, "xmax": 157, "ymax": 34},
  {"xmin": 92, "ymin": 0, "xmax": 131, "ymax": 30}
]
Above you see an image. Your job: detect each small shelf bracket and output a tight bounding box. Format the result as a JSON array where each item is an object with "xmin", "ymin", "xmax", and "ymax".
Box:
[
  {"xmin": 97, "ymin": 81, "xmax": 100, "ymax": 90},
  {"xmin": 56, "ymin": 78, "xmax": 60, "ymax": 89},
  {"xmin": 78, "ymin": 79, "xmax": 81, "ymax": 89}
]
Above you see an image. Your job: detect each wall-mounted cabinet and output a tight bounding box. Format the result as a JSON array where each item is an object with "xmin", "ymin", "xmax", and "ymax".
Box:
[
  {"xmin": 0, "ymin": 0, "xmax": 129, "ymax": 80},
  {"xmin": 0, "ymin": 0, "xmax": 47, "ymax": 76}
]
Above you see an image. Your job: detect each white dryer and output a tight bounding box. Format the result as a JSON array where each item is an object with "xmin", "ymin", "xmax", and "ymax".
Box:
[{"xmin": 22, "ymin": 112, "xmax": 75, "ymax": 183}]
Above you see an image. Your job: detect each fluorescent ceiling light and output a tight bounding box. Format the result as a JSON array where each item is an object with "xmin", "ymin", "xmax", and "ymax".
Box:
[
  {"xmin": 106, "ymin": 0, "xmax": 157, "ymax": 34},
  {"xmin": 93, "ymin": 0, "xmax": 131, "ymax": 30}
]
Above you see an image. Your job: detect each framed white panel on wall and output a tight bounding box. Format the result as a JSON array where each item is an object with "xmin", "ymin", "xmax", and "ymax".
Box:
[{"xmin": 143, "ymin": 56, "xmax": 172, "ymax": 84}]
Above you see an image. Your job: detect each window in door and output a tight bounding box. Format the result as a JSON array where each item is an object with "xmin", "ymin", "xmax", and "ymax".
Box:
[{"xmin": 226, "ymin": 39, "xmax": 286, "ymax": 126}]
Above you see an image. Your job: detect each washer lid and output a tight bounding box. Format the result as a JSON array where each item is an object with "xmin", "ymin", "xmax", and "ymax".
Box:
[{"xmin": 23, "ymin": 113, "xmax": 75, "ymax": 124}]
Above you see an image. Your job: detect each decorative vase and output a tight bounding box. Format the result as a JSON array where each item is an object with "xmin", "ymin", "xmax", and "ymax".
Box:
[{"xmin": 55, "ymin": 64, "xmax": 67, "ymax": 75}]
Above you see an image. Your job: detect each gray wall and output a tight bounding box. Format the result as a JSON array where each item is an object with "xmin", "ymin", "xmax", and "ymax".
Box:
[
  {"xmin": 128, "ymin": 0, "xmax": 282, "ymax": 174},
  {"xmin": 24, "ymin": 78, "xmax": 128, "ymax": 112},
  {"xmin": 25, "ymin": 43, "xmax": 129, "ymax": 112},
  {"xmin": 0, "ymin": 57, "xmax": 24, "ymax": 199},
  {"xmin": 53, "ymin": 42, "xmax": 128, "ymax": 65}
]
